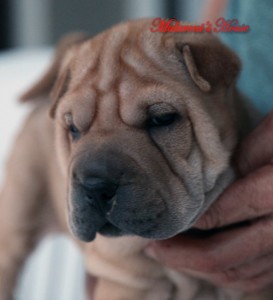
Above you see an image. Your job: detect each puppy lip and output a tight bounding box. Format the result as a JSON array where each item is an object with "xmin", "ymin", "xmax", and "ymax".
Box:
[
  {"xmin": 106, "ymin": 195, "xmax": 118, "ymax": 216},
  {"xmin": 98, "ymin": 221, "xmax": 125, "ymax": 236},
  {"xmin": 79, "ymin": 185, "xmax": 118, "ymax": 216},
  {"xmin": 70, "ymin": 223, "xmax": 98, "ymax": 242}
]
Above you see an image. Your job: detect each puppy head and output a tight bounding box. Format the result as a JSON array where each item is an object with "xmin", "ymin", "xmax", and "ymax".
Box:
[{"xmin": 22, "ymin": 19, "xmax": 241, "ymax": 242}]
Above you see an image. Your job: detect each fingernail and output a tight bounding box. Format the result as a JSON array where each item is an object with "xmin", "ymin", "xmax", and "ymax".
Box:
[{"xmin": 144, "ymin": 246, "xmax": 157, "ymax": 259}]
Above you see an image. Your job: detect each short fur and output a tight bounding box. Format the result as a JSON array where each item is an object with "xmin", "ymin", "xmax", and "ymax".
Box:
[{"xmin": 0, "ymin": 19, "xmax": 271, "ymax": 300}]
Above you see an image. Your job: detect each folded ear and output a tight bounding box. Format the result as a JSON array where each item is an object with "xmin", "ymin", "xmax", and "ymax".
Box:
[
  {"xmin": 177, "ymin": 34, "xmax": 241, "ymax": 92},
  {"xmin": 20, "ymin": 32, "xmax": 88, "ymax": 102}
]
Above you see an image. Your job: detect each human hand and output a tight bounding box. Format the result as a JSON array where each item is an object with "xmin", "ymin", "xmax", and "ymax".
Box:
[{"xmin": 145, "ymin": 111, "xmax": 273, "ymax": 293}]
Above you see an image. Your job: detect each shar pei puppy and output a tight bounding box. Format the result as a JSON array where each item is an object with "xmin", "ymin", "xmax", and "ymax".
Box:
[{"xmin": 0, "ymin": 18, "xmax": 270, "ymax": 300}]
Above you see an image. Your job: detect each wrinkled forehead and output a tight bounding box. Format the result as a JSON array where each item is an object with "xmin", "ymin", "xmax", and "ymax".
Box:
[
  {"xmin": 57, "ymin": 21, "xmax": 191, "ymax": 127},
  {"xmin": 67, "ymin": 21, "xmax": 190, "ymax": 93}
]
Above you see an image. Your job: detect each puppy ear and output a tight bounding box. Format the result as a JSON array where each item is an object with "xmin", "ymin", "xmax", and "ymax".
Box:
[
  {"xmin": 178, "ymin": 35, "xmax": 241, "ymax": 92},
  {"xmin": 20, "ymin": 32, "xmax": 88, "ymax": 102}
]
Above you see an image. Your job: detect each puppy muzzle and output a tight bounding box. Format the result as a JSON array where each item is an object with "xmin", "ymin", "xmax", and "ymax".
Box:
[{"xmin": 68, "ymin": 148, "xmax": 188, "ymax": 242}]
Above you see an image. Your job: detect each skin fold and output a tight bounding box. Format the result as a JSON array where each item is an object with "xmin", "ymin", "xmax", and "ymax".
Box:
[
  {"xmin": 0, "ymin": 19, "xmax": 272, "ymax": 300},
  {"xmin": 147, "ymin": 111, "xmax": 273, "ymax": 295}
]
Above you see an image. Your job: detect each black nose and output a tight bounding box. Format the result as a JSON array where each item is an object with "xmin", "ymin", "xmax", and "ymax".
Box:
[{"xmin": 82, "ymin": 177, "xmax": 117, "ymax": 204}]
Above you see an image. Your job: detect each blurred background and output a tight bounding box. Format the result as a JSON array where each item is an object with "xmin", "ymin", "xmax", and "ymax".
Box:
[
  {"xmin": 0, "ymin": 1, "xmax": 204, "ymax": 299},
  {"xmin": 0, "ymin": 0, "xmax": 203, "ymax": 50}
]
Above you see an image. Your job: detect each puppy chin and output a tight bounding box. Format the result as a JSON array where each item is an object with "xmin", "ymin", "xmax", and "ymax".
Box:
[{"xmin": 98, "ymin": 222, "xmax": 127, "ymax": 237}]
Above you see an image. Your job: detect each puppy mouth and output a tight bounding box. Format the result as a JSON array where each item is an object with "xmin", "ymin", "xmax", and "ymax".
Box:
[
  {"xmin": 70, "ymin": 186, "xmax": 129, "ymax": 240},
  {"xmin": 70, "ymin": 182, "xmax": 177, "ymax": 241},
  {"xmin": 98, "ymin": 222, "xmax": 125, "ymax": 237},
  {"xmin": 69, "ymin": 213, "xmax": 126, "ymax": 242}
]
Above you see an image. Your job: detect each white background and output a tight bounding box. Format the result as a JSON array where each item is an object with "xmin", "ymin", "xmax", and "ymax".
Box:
[{"xmin": 0, "ymin": 49, "xmax": 85, "ymax": 300}]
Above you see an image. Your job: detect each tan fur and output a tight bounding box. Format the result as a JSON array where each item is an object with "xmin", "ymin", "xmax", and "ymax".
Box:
[{"xmin": 0, "ymin": 19, "xmax": 271, "ymax": 300}]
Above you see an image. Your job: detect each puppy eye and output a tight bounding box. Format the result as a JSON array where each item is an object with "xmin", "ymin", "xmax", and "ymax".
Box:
[
  {"xmin": 148, "ymin": 113, "xmax": 177, "ymax": 127},
  {"xmin": 69, "ymin": 123, "xmax": 80, "ymax": 140},
  {"xmin": 64, "ymin": 113, "xmax": 81, "ymax": 140}
]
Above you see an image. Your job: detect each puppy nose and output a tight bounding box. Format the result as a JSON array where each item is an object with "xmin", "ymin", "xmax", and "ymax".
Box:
[{"xmin": 82, "ymin": 177, "xmax": 117, "ymax": 203}]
